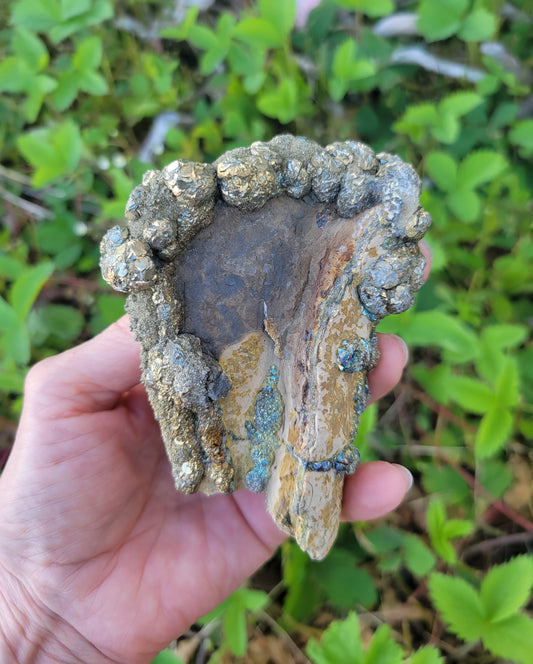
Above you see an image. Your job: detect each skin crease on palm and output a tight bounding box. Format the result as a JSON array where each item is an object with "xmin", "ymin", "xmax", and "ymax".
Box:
[{"xmin": 0, "ymin": 244, "xmax": 431, "ymax": 664}]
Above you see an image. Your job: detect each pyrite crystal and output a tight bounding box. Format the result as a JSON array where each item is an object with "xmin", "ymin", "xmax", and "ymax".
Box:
[{"xmin": 100, "ymin": 135, "xmax": 430, "ymax": 559}]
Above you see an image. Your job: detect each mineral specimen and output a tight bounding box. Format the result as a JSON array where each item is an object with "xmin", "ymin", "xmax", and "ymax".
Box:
[{"xmin": 100, "ymin": 135, "xmax": 430, "ymax": 560}]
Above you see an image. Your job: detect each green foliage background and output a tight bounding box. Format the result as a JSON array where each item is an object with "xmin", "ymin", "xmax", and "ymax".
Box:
[{"xmin": 1, "ymin": 0, "xmax": 532, "ymax": 661}]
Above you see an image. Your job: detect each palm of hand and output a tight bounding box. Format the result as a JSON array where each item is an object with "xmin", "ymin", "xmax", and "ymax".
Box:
[{"xmin": 0, "ymin": 317, "xmax": 413, "ymax": 664}]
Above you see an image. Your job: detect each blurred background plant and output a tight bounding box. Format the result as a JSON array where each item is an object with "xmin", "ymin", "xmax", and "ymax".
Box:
[{"xmin": 1, "ymin": 0, "xmax": 532, "ymax": 661}]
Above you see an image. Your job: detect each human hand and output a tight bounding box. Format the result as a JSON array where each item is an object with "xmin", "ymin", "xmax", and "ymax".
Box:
[{"xmin": 0, "ymin": 244, "xmax": 430, "ymax": 664}]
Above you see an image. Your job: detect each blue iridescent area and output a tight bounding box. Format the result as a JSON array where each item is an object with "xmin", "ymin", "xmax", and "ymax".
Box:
[
  {"xmin": 245, "ymin": 366, "xmax": 283, "ymax": 493},
  {"xmin": 287, "ymin": 444, "xmax": 360, "ymax": 475},
  {"xmin": 337, "ymin": 336, "xmax": 378, "ymax": 373}
]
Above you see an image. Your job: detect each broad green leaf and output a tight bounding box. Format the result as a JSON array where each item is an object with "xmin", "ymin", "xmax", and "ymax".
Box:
[
  {"xmin": 425, "ymin": 152, "xmax": 457, "ymax": 192},
  {"xmin": 0, "ymin": 255, "xmax": 26, "ymax": 280},
  {"xmin": 61, "ymin": 0, "xmax": 91, "ymax": 20},
  {"xmin": 11, "ymin": 0, "xmax": 62, "ymax": 31},
  {"xmin": 239, "ymin": 587, "xmax": 269, "ymax": 612},
  {"xmin": 307, "ymin": 612, "xmax": 363, "ymax": 664},
  {"xmin": 9, "ymin": 262, "xmax": 54, "ymax": 321},
  {"xmin": 366, "ymin": 526, "xmax": 404, "ymax": 554},
  {"xmin": 363, "ymin": 624, "xmax": 403, "ymax": 664},
  {"xmin": 18, "ymin": 121, "xmax": 82, "ymax": 186},
  {"xmin": 49, "ymin": 0, "xmax": 114, "ymax": 43},
  {"xmin": 151, "ymin": 650, "xmax": 184, "ymax": 664},
  {"xmin": 428, "ymin": 573, "xmax": 485, "ymax": 641},
  {"xmin": 28, "ymin": 304, "xmax": 84, "ymax": 344},
  {"xmin": 73, "ymin": 36, "xmax": 103, "ymax": 71},
  {"xmin": 481, "ymin": 614, "xmax": 533, "ymax": 663},
  {"xmin": 477, "ymin": 459, "xmax": 513, "ymax": 498},
  {"xmin": 259, "ymin": 0, "xmax": 295, "ymax": 37},
  {"xmin": 257, "ymin": 78, "xmax": 298, "ymax": 123},
  {"xmin": 403, "ymin": 535, "xmax": 436, "ymax": 578},
  {"xmin": 422, "ymin": 466, "xmax": 470, "ymax": 505},
  {"xmin": 407, "ymin": 646, "xmax": 444, "ymax": 664},
  {"xmin": 12, "ymin": 27, "xmax": 49, "ymax": 71},
  {"xmin": 333, "ymin": 0, "xmax": 394, "ymax": 16},
  {"xmin": 318, "ymin": 549, "xmax": 377, "ymax": 609},
  {"xmin": 475, "ymin": 407, "xmax": 513, "ymax": 458},
  {"xmin": 281, "ymin": 541, "xmax": 320, "ymax": 621},
  {"xmin": 24, "ymin": 74, "xmax": 57, "ymax": 122},
  {"xmin": 443, "ymin": 374, "xmax": 495, "ymax": 414},
  {"xmin": 384, "ymin": 311, "xmax": 478, "ymax": 364},
  {"xmin": 224, "ymin": 599, "xmax": 247, "ymax": 656},
  {"xmin": 52, "ymin": 70, "xmax": 79, "ymax": 110},
  {"xmin": 447, "ymin": 188, "xmax": 480, "ymax": 222},
  {"xmin": 0, "ymin": 57, "xmax": 34, "ymax": 93},
  {"xmin": 431, "ymin": 113, "xmax": 460, "ymax": 144},
  {"xmin": 458, "ymin": 7, "xmax": 497, "ymax": 42},
  {"xmin": 0, "ymin": 297, "xmax": 31, "ymax": 365},
  {"xmin": 234, "ymin": 17, "xmax": 285, "ymax": 49},
  {"xmin": 79, "ymin": 70, "xmax": 108, "ymax": 95},
  {"xmin": 494, "ymin": 358, "xmax": 520, "ymax": 408},
  {"xmin": 481, "ymin": 324, "xmax": 528, "ymax": 350},
  {"xmin": 439, "ymin": 91, "xmax": 483, "ymax": 117},
  {"xmin": 443, "ymin": 519, "xmax": 473, "ymax": 539},
  {"xmin": 457, "ymin": 150, "xmax": 507, "ymax": 190},
  {"xmin": 417, "ymin": 0, "xmax": 468, "ymax": 42},
  {"xmin": 480, "ymin": 556, "xmax": 533, "ymax": 623},
  {"xmin": 0, "ymin": 363, "xmax": 25, "ymax": 393},
  {"xmin": 509, "ymin": 119, "xmax": 533, "ymax": 150}
]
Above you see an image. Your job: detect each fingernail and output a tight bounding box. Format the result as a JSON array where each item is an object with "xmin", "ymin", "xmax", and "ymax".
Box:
[
  {"xmin": 393, "ymin": 464, "xmax": 413, "ymax": 492},
  {"xmin": 396, "ymin": 336, "xmax": 409, "ymax": 367}
]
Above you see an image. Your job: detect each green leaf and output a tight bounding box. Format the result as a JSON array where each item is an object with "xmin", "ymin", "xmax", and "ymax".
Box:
[
  {"xmin": 9, "ymin": 262, "xmax": 54, "ymax": 321},
  {"xmin": 224, "ymin": 598, "xmax": 247, "ymax": 656},
  {"xmin": 17, "ymin": 121, "xmax": 83, "ymax": 186},
  {"xmin": 407, "ymin": 646, "xmax": 444, "ymax": 664},
  {"xmin": 0, "ymin": 56, "xmax": 34, "ymax": 93},
  {"xmin": 234, "ymin": 17, "xmax": 285, "ymax": 49},
  {"xmin": 443, "ymin": 374, "xmax": 495, "ymax": 414},
  {"xmin": 417, "ymin": 0, "xmax": 468, "ymax": 42},
  {"xmin": 382, "ymin": 311, "xmax": 478, "ymax": 364},
  {"xmin": 49, "ymin": 0, "xmax": 114, "ymax": 43},
  {"xmin": 481, "ymin": 324, "xmax": 528, "ymax": 350},
  {"xmin": 73, "ymin": 36, "xmax": 103, "ymax": 71},
  {"xmin": 480, "ymin": 556, "xmax": 533, "ymax": 623},
  {"xmin": 447, "ymin": 188, "xmax": 480, "ymax": 222},
  {"xmin": 24, "ymin": 74, "xmax": 57, "ymax": 122},
  {"xmin": 79, "ymin": 70, "xmax": 108, "ymax": 96},
  {"xmin": 509, "ymin": 119, "xmax": 533, "ymax": 151},
  {"xmin": 443, "ymin": 519, "xmax": 473, "ymax": 539},
  {"xmin": 307, "ymin": 612, "xmax": 363, "ymax": 664},
  {"xmin": 12, "ymin": 27, "xmax": 49, "ymax": 71},
  {"xmin": 52, "ymin": 70, "xmax": 80, "ymax": 110},
  {"xmin": 61, "ymin": 0, "xmax": 91, "ymax": 20},
  {"xmin": 439, "ymin": 91, "xmax": 483, "ymax": 118},
  {"xmin": 10, "ymin": 0, "xmax": 62, "ymax": 31},
  {"xmin": 475, "ymin": 407, "xmax": 513, "ymax": 458},
  {"xmin": 318, "ymin": 549, "xmax": 377, "ymax": 609},
  {"xmin": 151, "ymin": 650, "xmax": 184, "ymax": 664},
  {"xmin": 0, "ymin": 255, "xmax": 26, "ymax": 280},
  {"xmin": 363, "ymin": 624, "xmax": 403, "ymax": 664},
  {"xmin": 457, "ymin": 150, "xmax": 507, "ymax": 190},
  {"xmin": 257, "ymin": 78, "xmax": 298, "ymax": 123},
  {"xmin": 28, "ymin": 304, "xmax": 84, "ymax": 344},
  {"xmin": 333, "ymin": 0, "xmax": 394, "ymax": 16},
  {"xmin": 259, "ymin": 0, "xmax": 295, "ymax": 37},
  {"xmin": 0, "ymin": 297, "xmax": 31, "ymax": 365},
  {"xmin": 403, "ymin": 535, "xmax": 436, "ymax": 578},
  {"xmin": 494, "ymin": 358, "xmax": 520, "ymax": 408},
  {"xmin": 426, "ymin": 152, "xmax": 457, "ymax": 192},
  {"xmin": 428, "ymin": 573, "xmax": 485, "ymax": 641},
  {"xmin": 458, "ymin": 7, "xmax": 497, "ymax": 42},
  {"xmin": 481, "ymin": 614, "xmax": 533, "ymax": 663}
]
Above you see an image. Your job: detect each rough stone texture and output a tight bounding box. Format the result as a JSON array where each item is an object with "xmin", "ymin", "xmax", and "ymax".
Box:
[{"xmin": 100, "ymin": 135, "xmax": 430, "ymax": 560}]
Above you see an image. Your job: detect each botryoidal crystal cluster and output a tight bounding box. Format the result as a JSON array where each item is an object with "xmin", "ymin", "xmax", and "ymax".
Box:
[{"xmin": 100, "ymin": 135, "xmax": 430, "ymax": 560}]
